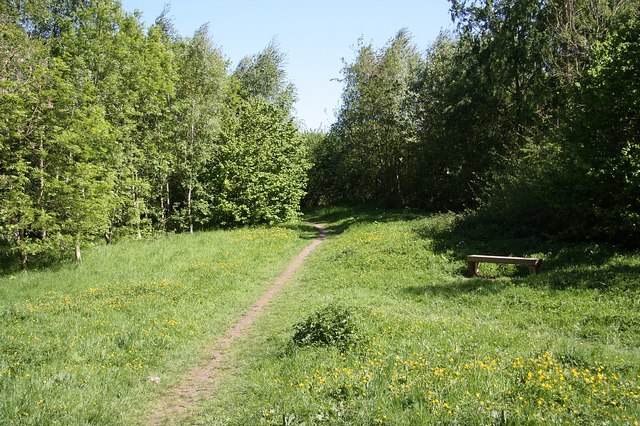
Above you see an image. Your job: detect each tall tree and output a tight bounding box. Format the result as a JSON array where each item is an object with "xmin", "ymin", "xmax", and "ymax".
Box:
[
  {"xmin": 564, "ymin": 16, "xmax": 640, "ymax": 242},
  {"xmin": 46, "ymin": 101, "xmax": 115, "ymax": 263},
  {"xmin": 171, "ymin": 24, "xmax": 226, "ymax": 233},
  {"xmin": 233, "ymin": 41, "xmax": 297, "ymax": 111},
  {"xmin": 319, "ymin": 30, "xmax": 422, "ymax": 206},
  {"xmin": 439, "ymin": 0, "xmax": 551, "ymax": 207},
  {"xmin": 0, "ymin": 17, "xmax": 54, "ymax": 268},
  {"xmin": 210, "ymin": 92, "xmax": 309, "ymax": 225},
  {"xmin": 1, "ymin": 8, "xmax": 117, "ymax": 265}
]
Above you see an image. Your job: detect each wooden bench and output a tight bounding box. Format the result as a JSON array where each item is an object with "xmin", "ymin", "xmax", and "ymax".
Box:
[{"xmin": 466, "ymin": 255, "xmax": 542, "ymax": 276}]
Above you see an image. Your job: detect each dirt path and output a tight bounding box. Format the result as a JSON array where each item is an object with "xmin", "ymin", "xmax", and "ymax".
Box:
[{"xmin": 146, "ymin": 224, "xmax": 326, "ymax": 425}]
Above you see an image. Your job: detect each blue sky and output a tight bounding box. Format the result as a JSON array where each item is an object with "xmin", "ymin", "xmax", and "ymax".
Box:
[{"xmin": 120, "ymin": 1, "xmax": 454, "ymax": 130}]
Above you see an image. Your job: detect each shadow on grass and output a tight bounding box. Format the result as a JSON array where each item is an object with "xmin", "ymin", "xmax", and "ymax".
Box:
[
  {"xmin": 279, "ymin": 222, "xmax": 321, "ymax": 240},
  {"xmin": 542, "ymin": 262, "xmax": 640, "ymax": 291},
  {"xmin": 304, "ymin": 205, "xmax": 423, "ymax": 237},
  {"xmin": 404, "ymin": 277, "xmax": 511, "ymax": 299},
  {"xmin": 0, "ymin": 250, "xmax": 71, "ymax": 277},
  {"xmin": 414, "ymin": 212, "xmax": 640, "ymax": 292}
]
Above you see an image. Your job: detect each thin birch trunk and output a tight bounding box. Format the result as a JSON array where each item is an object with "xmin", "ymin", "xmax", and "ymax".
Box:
[
  {"xmin": 39, "ymin": 134, "xmax": 47, "ymax": 239},
  {"xmin": 187, "ymin": 184, "xmax": 193, "ymax": 233},
  {"xmin": 75, "ymin": 240, "xmax": 82, "ymax": 263}
]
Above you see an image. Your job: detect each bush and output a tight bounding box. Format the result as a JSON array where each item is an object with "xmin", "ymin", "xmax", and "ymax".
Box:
[{"xmin": 292, "ymin": 305, "xmax": 359, "ymax": 350}]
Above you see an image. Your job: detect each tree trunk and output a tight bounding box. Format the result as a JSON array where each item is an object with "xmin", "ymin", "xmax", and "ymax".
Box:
[
  {"xmin": 75, "ymin": 242, "xmax": 82, "ymax": 263},
  {"xmin": 396, "ymin": 170, "xmax": 403, "ymax": 205},
  {"xmin": 187, "ymin": 183, "xmax": 193, "ymax": 233},
  {"xmin": 160, "ymin": 186, "xmax": 166, "ymax": 231},
  {"xmin": 166, "ymin": 181, "xmax": 171, "ymax": 230},
  {"xmin": 189, "ymin": 114, "xmax": 195, "ymax": 234},
  {"xmin": 20, "ymin": 251, "xmax": 28, "ymax": 271},
  {"xmin": 166, "ymin": 181, "xmax": 170, "ymax": 214},
  {"xmin": 104, "ymin": 227, "xmax": 112, "ymax": 244},
  {"xmin": 39, "ymin": 134, "xmax": 47, "ymax": 239},
  {"xmin": 133, "ymin": 179, "xmax": 142, "ymax": 239}
]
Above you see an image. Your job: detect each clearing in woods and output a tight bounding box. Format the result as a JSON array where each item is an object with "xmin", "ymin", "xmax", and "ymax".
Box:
[{"xmin": 1, "ymin": 209, "xmax": 638, "ymax": 425}]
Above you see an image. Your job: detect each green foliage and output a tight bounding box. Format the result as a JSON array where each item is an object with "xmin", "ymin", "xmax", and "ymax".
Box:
[
  {"xmin": 310, "ymin": 30, "xmax": 422, "ymax": 207},
  {"xmin": 565, "ymin": 17, "xmax": 640, "ymax": 243},
  {"xmin": 210, "ymin": 96, "xmax": 310, "ymax": 225},
  {"xmin": 0, "ymin": 19, "xmax": 51, "ymax": 266},
  {"xmin": 473, "ymin": 11, "xmax": 640, "ymax": 245},
  {"xmin": 309, "ymin": 0, "xmax": 639, "ymax": 246},
  {"xmin": 233, "ymin": 40, "xmax": 297, "ymax": 111},
  {"xmin": 0, "ymin": 0, "xmax": 309, "ymax": 268},
  {"xmin": 438, "ymin": 0, "xmax": 551, "ymax": 207},
  {"xmin": 292, "ymin": 305, "xmax": 359, "ymax": 350}
]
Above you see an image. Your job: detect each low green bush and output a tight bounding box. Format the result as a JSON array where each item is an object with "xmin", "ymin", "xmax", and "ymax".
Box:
[{"xmin": 292, "ymin": 305, "xmax": 359, "ymax": 350}]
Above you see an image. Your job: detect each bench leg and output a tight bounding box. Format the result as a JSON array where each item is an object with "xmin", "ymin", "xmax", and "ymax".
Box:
[
  {"xmin": 528, "ymin": 264, "xmax": 543, "ymax": 274},
  {"xmin": 467, "ymin": 261, "xmax": 479, "ymax": 277}
]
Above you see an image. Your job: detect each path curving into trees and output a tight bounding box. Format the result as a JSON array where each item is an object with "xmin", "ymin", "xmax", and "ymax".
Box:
[{"xmin": 146, "ymin": 224, "xmax": 326, "ymax": 425}]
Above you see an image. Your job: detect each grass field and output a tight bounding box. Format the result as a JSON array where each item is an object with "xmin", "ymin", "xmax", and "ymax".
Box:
[
  {"xmin": 0, "ymin": 225, "xmax": 314, "ymax": 425},
  {"xmin": 1, "ymin": 208, "xmax": 639, "ymax": 425},
  {"xmin": 189, "ymin": 208, "xmax": 640, "ymax": 425}
]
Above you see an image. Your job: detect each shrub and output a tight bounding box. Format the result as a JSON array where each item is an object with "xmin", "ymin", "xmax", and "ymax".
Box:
[{"xmin": 292, "ymin": 305, "xmax": 358, "ymax": 350}]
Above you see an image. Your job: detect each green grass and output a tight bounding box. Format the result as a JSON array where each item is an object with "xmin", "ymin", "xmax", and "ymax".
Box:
[
  {"xmin": 0, "ymin": 224, "xmax": 315, "ymax": 425},
  {"xmin": 186, "ymin": 207, "xmax": 640, "ymax": 425},
  {"xmin": 2, "ymin": 208, "xmax": 639, "ymax": 425}
]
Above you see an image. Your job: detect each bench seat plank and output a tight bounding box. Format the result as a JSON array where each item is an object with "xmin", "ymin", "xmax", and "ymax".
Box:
[
  {"xmin": 467, "ymin": 255, "xmax": 540, "ymax": 265},
  {"xmin": 466, "ymin": 255, "xmax": 542, "ymax": 276}
]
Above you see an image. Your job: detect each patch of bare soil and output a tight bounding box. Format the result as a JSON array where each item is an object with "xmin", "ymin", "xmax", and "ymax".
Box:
[{"xmin": 146, "ymin": 224, "xmax": 326, "ymax": 425}]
